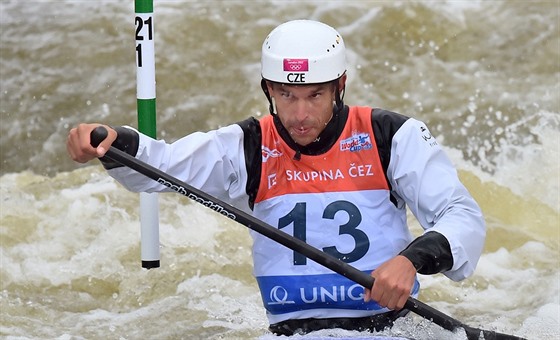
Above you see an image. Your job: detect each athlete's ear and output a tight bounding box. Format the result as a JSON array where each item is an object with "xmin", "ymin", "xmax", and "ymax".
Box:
[
  {"xmin": 338, "ymin": 74, "xmax": 347, "ymax": 94},
  {"xmin": 265, "ymin": 80, "xmax": 275, "ymax": 97}
]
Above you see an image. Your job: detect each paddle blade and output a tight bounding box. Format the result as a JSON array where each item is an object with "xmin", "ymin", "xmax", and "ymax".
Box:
[{"xmin": 464, "ymin": 326, "xmax": 526, "ymax": 340}]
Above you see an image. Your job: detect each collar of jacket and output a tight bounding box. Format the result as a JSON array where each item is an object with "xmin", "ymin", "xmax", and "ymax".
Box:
[{"xmin": 272, "ymin": 105, "xmax": 349, "ymax": 159}]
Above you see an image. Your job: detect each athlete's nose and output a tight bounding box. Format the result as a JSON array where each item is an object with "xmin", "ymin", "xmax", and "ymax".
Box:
[{"xmin": 293, "ymin": 100, "xmax": 308, "ymax": 122}]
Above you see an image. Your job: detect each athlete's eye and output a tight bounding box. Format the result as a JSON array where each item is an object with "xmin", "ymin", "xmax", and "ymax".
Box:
[{"xmin": 311, "ymin": 92, "xmax": 323, "ymax": 98}]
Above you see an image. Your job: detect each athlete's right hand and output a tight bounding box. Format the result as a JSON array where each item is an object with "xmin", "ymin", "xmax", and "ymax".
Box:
[{"xmin": 67, "ymin": 123, "xmax": 117, "ymax": 163}]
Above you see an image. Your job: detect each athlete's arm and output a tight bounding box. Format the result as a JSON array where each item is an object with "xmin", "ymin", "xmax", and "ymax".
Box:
[
  {"xmin": 371, "ymin": 110, "xmax": 455, "ymax": 275},
  {"xmin": 399, "ymin": 231, "xmax": 453, "ymax": 274},
  {"xmin": 95, "ymin": 122, "xmax": 253, "ymax": 212},
  {"xmin": 388, "ymin": 118, "xmax": 486, "ymax": 281}
]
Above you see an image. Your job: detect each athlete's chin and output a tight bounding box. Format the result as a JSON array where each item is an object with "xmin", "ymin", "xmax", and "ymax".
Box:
[
  {"xmin": 289, "ymin": 130, "xmax": 318, "ymax": 146},
  {"xmin": 291, "ymin": 135, "xmax": 315, "ymax": 147}
]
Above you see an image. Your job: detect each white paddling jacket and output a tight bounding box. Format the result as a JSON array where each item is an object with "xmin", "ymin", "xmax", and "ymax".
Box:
[{"xmin": 104, "ymin": 105, "xmax": 486, "ymax": 324}]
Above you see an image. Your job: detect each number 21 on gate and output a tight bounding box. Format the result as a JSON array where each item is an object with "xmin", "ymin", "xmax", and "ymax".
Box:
[{"xmin": 135, "ymin": 15, "xmax": 153, "ymax": 68}]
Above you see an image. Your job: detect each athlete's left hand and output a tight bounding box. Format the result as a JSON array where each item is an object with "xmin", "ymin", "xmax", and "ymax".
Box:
[{"xmin": 364, "ymin": 255, "xmax": 417, "ymax": 310}]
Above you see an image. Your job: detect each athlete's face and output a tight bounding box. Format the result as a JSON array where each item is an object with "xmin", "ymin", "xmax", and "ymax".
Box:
[{"xmin": 267, "ymin": 78, "xmax": 343, "ymax": 146}]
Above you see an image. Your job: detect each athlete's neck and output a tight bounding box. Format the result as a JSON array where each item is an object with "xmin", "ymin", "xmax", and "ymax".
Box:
[{"xmin": 273, "ymin": 105, "xmax": 349, "ymax": 157}]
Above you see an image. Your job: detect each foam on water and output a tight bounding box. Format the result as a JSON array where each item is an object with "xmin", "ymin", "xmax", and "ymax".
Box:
[{"xmin": 3, "ymin": 149, "xmax": 558, "ymax": 339}]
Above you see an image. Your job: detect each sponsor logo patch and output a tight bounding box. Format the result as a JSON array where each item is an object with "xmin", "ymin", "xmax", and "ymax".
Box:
[
  {"xmin": 420, "ymin": 126, "xmax": 438, "ymax": 146},
  {"xmin": 340, "ymin": 132, "xmax": 373, "ymax": 152},
  {"xmin": 283, "ymin": 58, "xmax": 309, "ymax": 72},
  {"xmin": 262, "ymin": 146, "xmax": 283, "ymax": 162}
]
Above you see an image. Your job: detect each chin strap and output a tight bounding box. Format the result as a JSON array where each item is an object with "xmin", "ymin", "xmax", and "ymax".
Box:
[
  {"xmin": 261, "ymin": 79, "xmax": 275, "ymax": 115},
  {"xmin": 334, "ymin": 80, "xmax": 345, "ymax": 112}
]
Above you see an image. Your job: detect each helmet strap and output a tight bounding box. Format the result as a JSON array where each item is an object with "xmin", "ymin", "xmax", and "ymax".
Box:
[
  {"xmin": 271, "ymin": 97, "xmax": 278, "ymax": 115},
  {"xmin": 261, "ymin": 79, "xmax": 276, "ymax": 115},
  {"xmin": 334, "ymin": 78, "xmax": 345, "ymax": 112}
]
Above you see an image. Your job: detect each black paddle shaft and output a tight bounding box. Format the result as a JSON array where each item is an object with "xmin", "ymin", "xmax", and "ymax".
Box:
[{"xmin": 90, "ymin": 126, "xmax": 526, "ymax": 340}]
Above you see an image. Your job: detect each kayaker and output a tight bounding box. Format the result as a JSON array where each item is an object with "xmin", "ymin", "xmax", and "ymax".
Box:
[{"xmin": 66, "ymin": 19, "xmax": 486, "ymax": 336}]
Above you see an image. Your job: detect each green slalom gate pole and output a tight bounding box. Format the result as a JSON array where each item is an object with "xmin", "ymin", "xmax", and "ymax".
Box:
[{"xmin": 134, "ymin": 0, "xmax": 160, "ymax": 269}]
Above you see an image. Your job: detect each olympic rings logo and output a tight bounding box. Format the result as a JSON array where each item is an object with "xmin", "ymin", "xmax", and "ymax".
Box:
[{"xmin": 283, "ymin": 58, "xmax": 309, "ymax": 72}]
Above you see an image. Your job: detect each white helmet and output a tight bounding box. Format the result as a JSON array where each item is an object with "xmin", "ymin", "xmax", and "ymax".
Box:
[{"xmin": 261, "ymin": 20, "xmax": 346, "ymax": 84}]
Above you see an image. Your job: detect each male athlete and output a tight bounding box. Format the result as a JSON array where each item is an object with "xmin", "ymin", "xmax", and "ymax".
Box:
[{"xmin": 67, "ymin": 20, "xmax": 486, "ymax": 335}]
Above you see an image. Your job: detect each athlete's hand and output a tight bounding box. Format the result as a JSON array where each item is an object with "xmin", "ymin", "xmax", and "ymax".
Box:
[
  {"xmin": 67, "ymin": 123, "xmax": 117, "ymax": 163},
  {"xmin": 364, "ymin": 255, "xmax": 417, "ymax": 310}
]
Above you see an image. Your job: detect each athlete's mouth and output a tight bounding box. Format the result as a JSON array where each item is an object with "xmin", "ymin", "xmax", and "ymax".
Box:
[{"xmin": 292, "ymin": 126, "xmax": 310, "ymax": 136}]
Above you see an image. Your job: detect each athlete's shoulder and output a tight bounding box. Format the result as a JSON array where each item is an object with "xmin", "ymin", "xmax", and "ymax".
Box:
[
  {"xmin": 356, "ymin": 108, "xmax": 410, "ymax": 199},
  {"xmin": 236, "ymin": 116, "xmax": 261, "ymax": 131},
  {"xmin": 347, "ymin": 106, "xmax": 409, "ymax": 136},
  {"xmin": 235, "ymin": 116, "xmax": 263, "ymax": 210},
  {"xmin": 234, "ymin": 116, "xmax": 263, "ymax": 147},
  {"xmin": 371, "ymin": 108, "xmax": 410, "ymax": 134}
]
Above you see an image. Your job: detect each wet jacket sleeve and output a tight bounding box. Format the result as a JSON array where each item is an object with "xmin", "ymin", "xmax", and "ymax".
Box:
[
  {"xmin": 387, "ymin": 118, "xmax": 486, "ymax": 281},
  {"xmin": 399, "ymin": 231, "xmax": 453, "ymax": 274},
  {"xmin": 99, "ymin": 126, "xmax": 140, "ymax": 170},
  {"xmin": 104, "ymin": 124, "xmax": 253, "ymax": 213}
]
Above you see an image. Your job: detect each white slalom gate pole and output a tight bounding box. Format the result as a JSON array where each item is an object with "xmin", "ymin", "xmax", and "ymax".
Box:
[{"xmin": 134, "ymin": 0, "xmax": 160, "ymax": 269}]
